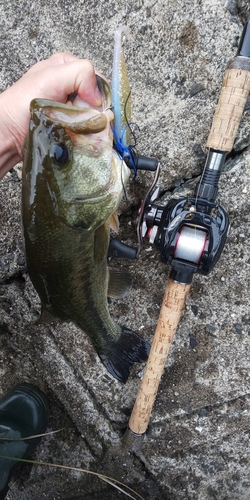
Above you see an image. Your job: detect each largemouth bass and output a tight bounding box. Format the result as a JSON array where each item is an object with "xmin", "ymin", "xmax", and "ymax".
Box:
[{"xmin": 22, "ymin": 75, "xmax": 149, "ymax": 383}]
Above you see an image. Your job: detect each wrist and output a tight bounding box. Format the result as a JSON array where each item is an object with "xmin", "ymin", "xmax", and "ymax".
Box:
[{"xmin": 0, "ymin": 92, "xmax": 23, "ymax": 179}]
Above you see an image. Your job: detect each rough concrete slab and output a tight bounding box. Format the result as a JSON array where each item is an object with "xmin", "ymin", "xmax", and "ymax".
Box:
[{"xmin": 0, "ymin": 0, "xmax": 250, "ymax": 499}]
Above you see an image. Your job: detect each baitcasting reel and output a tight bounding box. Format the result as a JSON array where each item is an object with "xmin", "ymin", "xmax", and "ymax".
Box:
[
  {"xmin": 139, "ymin": 191, "xmax": 229, "ymax": 283},
  {"xmin": 108, "ymin": 151, "xmax": 229, "ymax": 283}
]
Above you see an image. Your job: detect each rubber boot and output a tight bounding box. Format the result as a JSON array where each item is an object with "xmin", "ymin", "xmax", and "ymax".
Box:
[{"xmin": 0, "ymin": 384, "xmax": 50, "ymax": 499}]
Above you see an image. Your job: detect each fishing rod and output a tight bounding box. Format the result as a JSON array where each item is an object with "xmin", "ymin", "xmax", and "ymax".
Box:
[{"xmin": 123, "ymin": 17, "xmax": 250, "ymax": 451}]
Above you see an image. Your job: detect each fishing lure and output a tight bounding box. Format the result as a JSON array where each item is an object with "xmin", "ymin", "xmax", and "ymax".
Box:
[{"xmin": 111, "ymin": 26, "xmax": 138, "ymax": 174}]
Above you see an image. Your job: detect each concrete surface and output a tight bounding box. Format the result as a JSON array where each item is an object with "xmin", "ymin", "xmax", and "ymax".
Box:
[{"xmin": 0, "ymin": 0, "xmax": 250, "ymax": 499}]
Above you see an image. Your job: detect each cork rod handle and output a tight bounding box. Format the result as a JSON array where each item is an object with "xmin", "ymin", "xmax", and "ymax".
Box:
[
  {"xmin": 206, "ymin": 66, "xmax": 250, "ymax": 152},
  {"xmin": 206, "ymin": 18, "xmax": 250, "ymax": 152},
  {"xmin": 128, "ymin": 279, "xmax": 191, "ymax": 436}
]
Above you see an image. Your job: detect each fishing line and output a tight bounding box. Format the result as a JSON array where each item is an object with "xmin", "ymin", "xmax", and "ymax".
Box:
[
  {"xmin": 194, "ymin": 160, "xmax": 207, "ymax": 209},
  {"xmin": 123, "ymin": 91, "xmax": 140, "ymax": 148},
  {"xmin": 113, "ymin": 90, "xmax": 141, "ymax": 176},
  {"xmin": 174, "ymin": 225, "xmax": 208, "ymax": 263},
  {"xmin": 121, "ymin": 158, "xmax": 129, "ymax": 204}
]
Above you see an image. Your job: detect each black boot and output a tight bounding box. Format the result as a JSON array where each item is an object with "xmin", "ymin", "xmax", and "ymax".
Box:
[{"xmin": 0, "ymin": 384, "xmax": 50, "ymax": 499}]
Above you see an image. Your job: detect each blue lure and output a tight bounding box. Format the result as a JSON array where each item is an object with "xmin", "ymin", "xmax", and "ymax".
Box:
[
  {"xmin": 112, "ymin": 119, "xmax": 138, "ymax": 175},
  {"xmin": 111, "ymin": 26, "xmax": 137, "ymax": 175}
]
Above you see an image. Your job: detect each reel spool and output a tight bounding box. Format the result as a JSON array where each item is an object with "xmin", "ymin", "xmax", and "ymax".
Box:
[{"xmin": 174, "ymin": 225, "xmax": 208, "ymax": 264}]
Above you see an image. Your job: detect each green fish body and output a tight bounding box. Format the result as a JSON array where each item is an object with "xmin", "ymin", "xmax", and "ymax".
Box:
[{"xmin": 22, "ymin": 80, "xmax": 149, "ymax": 383}]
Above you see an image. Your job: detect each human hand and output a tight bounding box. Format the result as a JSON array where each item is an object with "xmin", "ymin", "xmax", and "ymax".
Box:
[{"xmin": 0, "ymin": 53, "xmax": 103, "ymax": 179}]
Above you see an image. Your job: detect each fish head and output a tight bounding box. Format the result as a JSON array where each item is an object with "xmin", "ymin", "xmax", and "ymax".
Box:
[{"xmin": 23, "ymin": 78, "xmax": 130, "ymax": 231}]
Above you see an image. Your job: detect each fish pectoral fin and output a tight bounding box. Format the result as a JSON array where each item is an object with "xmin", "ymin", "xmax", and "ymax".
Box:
[
  {"xmin": 108, "ymin": 268, "xmax": 132, "ymax": 299},
  {"xmin": 109, "ymin": 212, "xmax": 120, "ymax": 233},
  {"xmin": 99, "ymin": 327, "xmax": 150, "ymax": 383},
  {"xmin": 38, "ymin": 305, "xmax": 59, "ymax": 325}
]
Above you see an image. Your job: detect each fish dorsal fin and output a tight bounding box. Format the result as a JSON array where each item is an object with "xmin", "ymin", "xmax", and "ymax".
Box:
[
  {"xmin": 108, "ymin": 268, "xmax": 132, "ymax": 299},
  {"xmin": 109, "ymin": 212, "xmax": 120, "ymax": 233}
]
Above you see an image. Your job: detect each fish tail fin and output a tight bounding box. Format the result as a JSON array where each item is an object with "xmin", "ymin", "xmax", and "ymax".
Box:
[{"xmin": 100, "ymin": 327, "xmax": 150, "ymax": 383}]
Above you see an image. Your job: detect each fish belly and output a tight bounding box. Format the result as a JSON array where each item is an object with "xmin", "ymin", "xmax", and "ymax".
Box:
[{"xmin": 23, "ymin": 213, "xmax": 120, "ymax": 349}]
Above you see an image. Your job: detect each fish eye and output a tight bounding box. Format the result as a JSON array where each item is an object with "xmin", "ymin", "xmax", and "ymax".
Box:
[{"xmin": 50, "ymin": 143, "xmax": 69, "ymax": 166}]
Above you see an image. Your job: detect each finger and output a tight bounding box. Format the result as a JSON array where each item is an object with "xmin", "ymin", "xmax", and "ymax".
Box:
[
  {"xmin": 39, "ymin": 59, "xmax": 103, "ymax": 106},
  {"xmin": 26, "ymin": 52, "xmax": 79, "ymax": 74}
]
